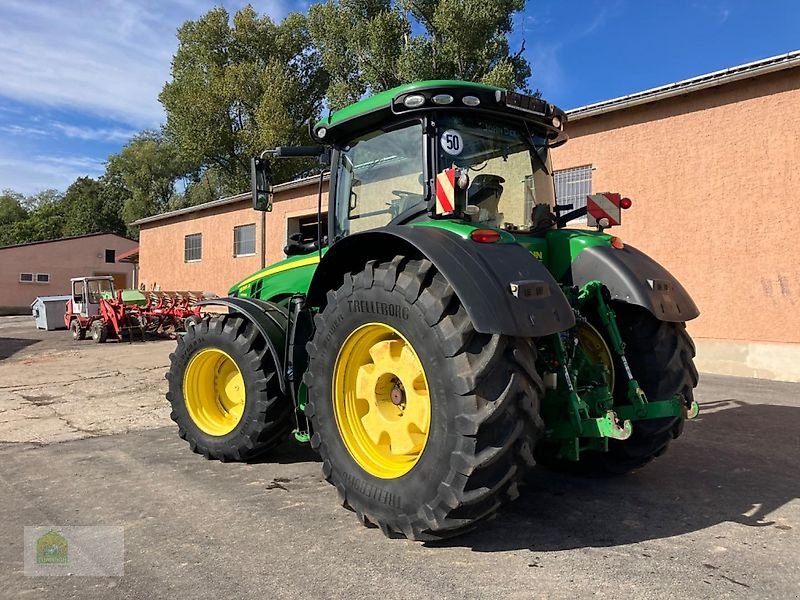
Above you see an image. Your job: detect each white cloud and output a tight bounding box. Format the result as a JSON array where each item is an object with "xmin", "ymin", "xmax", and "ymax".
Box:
[
  {"xmin": 0, "ymin": 0, "xmax": 274, "ymax": 129},
  {"xmin": 51, "ymin": 123, "xmax": 139, "ymax": 143},
  {"xmin": 0, "ymin": 124, "xmax": 49, "ymax": 137},
  {"xmin": 0, "ymin": 148, "xmax": 106, "ymax": 195}
]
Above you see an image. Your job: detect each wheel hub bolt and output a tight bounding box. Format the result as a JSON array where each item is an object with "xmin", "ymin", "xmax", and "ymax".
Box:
[{"xmin": 390, "ymin": 385, "xmax": 405, "ymax": 406}]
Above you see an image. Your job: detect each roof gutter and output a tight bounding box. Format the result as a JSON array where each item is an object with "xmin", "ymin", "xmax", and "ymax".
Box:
[{"xmin": 567, "ymin": 50, "xmax": 800, "ymax": 121}]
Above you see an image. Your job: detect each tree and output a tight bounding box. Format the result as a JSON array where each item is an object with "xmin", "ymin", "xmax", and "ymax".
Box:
[
  {"xmin": 0, "ymin": 190, "xmax": 28, "ymax": 246},
  {"xmin": 159, "ymin": 6, "xmax": 327, "ymax": 190},
  {"xmin": 308, "ymin": 0, "xmax": 531, "ymax": 110},
  {"xmin": 61, "ymin": 177, "xmax": 126, "ymax": 237},
  {"xmin": 106, "ymin": 131, "xmax": 186, "ymax": 229},
  {"xmin": 8, "ymin": 194, "xmax": 66, "ymax": 244},
  {"xmin": 0, "ymin": 190, "xmax": 27, "ymax": 227}
]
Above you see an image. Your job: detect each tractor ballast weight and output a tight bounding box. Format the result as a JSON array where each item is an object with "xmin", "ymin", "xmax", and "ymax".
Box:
[
  {"xmin": 166, "ymin": 80, "xmax": 700, "ymax": 541},
  {"xmin": 306, "ymin": 226, "xmax": 575, "ymax": 336}
]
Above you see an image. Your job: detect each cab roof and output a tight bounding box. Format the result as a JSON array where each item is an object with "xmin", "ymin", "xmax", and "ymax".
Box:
[{"xmin": 312, "ymin": 80, "xmax": 567, "ymax": 145}]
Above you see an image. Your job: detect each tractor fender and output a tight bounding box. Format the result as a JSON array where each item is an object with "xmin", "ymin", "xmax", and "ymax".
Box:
[
  {"xmin": 195, "ymin": 297, "xmax": 289, "ymax": 394},
  {"xmin": 306, "ymin": 226, "xmax": 576, "ymax": 337},
  {"xmin": 571, "ymin": 244, "xmax": 700, "ymax": 322}
]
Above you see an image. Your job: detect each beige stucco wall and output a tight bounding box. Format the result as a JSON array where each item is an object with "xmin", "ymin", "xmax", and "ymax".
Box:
[
  {"xmin": 138, "ymin": 185, "xmax": 327, "ymax": 296},
  {"xmin": 553, "ymin": 67, "xmax": 800, "ymax": 345},
  {"xmin": 0, "ymin": 234, "xmax": 138, "ymax": 312}
]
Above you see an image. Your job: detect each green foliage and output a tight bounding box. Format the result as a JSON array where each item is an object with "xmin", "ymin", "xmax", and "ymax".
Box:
[
  {"xmin": 0, "ymin": 189, "xmax": 67, "ymax": 247},
  {"xmin": 159, "ymin": 6, "xmax": 327, "ymax": 190},
  {"xmin": 0, "ymin": 190, "xmax": 27, "ymax": 228},
  {"xmin": 308, "ymin": 0, "xmax": 531, "ymax": 110},
  {"xmin": 106, "ymin": 130, "xmax": 186, "ymax": 232},
  {"xmin": 62, "ymin": 177, "xmax": 127, "ymax": 237}
]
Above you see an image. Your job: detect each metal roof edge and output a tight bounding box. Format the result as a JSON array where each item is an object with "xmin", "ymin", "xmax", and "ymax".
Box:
[
  {"xmin": 566, "ymin": 50, "xmax": 800, "ymax": 121},
  {"xmin": 0, "ymin": 231, "xmax": 135, "ymax": 251},
  {"xmin": 131, "ymin": 173, "xmax": 329, "ymax": 227}
]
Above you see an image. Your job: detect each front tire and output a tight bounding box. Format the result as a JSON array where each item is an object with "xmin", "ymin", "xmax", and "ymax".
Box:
[
  {"xmin": 70, "ymin": 319, "xmax": 85, "ymax": 341},
  {"xmin": 305, "ymin": 257, "xmax": 544, "ymax": 540},
  {"xmin": 166, "ymin": 314, "xmax": 293, "ymax": 461},
  {"xmin": 91, "ymin": 320, "xmax": 108, "ymax": 343}
]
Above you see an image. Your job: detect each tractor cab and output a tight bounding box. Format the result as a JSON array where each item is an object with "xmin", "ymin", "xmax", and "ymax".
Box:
[
  {"xmin": 70, "ymin": 276, "xmax": 115, "ymax": 317},
  {"xmin": 324, "ymin": 96, "xmax": 564, "ymax": 240},
  {"xmin": 251, "ymin": 81, "xmax": 568, "ymax": 249}
]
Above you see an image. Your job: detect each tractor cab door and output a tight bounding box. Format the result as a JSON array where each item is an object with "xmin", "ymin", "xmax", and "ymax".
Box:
[
  {"xmin": 331, "ymin": 120, "xmax": 427, "ymax": 240},
  {"xmin": 81, "ymin": 279, "xmax": 110, "ymax": 317},
  {"xmin": 72, "ymin": 280, "xmax": 89, "ymax": 317}
]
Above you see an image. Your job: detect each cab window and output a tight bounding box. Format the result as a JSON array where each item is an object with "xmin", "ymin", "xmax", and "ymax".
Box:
[{"xmin": 334, "ymin": 122, "xmax": 424, "ymax": 238}]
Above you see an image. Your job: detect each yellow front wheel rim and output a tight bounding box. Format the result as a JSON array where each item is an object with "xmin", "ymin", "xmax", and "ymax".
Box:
[
  {"xmin": 333, "ymin": 323, "xmax": 431, "ymax": 479},
  {"xmin": 183, "ymin": 348, "xmax": 246, "ymax": 436}
]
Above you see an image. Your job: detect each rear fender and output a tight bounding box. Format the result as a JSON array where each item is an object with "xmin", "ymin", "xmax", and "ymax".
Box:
[
  {"xmin": 306, "ymin": 226, "xmax": 575, "ymax": 337},
  {"xmin": 570, "ymin": 244, "xmax": 699, "ymax": 322},
  {"xmin": 196, "ymin": 297, "xmax": 289, "ymax": 394}
]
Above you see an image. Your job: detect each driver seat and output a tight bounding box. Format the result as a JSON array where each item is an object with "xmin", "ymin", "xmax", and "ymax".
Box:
[{"xmin": 468, "ymin": 174, "xmax": 504, "ymax": 217}]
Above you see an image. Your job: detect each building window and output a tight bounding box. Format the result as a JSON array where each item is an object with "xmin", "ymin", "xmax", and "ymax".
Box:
[
  {"xmin": 554, "ymin": 165, "xmax": 593, "ymax": 213},
  {"xmin": 185, "ymin": 233, "xmax": 202, "ymax": 262},
  {"xmin": 104, "ymin": 249, "xmax": 116, "ymax": 263},
  {"xmin": 287, "ymin": 213, "xmax": 329, "ymax": 245},
  {"xmin": 36, "ymin": 273, "xmax": 50, "ymax": 283},
  {"xmin": 233, "ymin": 224, "xmax": 256, "ymax": 257},
  {"xmin": 19, "ymin": 272, "xmax": 34, "ymax": 283}
]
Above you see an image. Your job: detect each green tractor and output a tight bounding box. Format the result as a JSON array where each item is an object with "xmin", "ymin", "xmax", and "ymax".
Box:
[{"xmin": 166, "ymin": 80, "xmax": 699, "ymax": 540}]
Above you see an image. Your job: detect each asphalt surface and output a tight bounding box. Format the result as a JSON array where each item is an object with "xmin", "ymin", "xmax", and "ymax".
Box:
[{"xmin": 1, "ymin": 318, "xmax": 798, "ymax": 599}]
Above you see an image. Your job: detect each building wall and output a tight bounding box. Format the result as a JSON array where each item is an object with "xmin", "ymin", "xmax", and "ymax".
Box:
[
  {"xmin": 138, "ymin": 184, "xmax": 327, "ymax": 296},
  {"xmin": 553, "ymin": 68, "xmax": 800, "ymax": 345},
  {"xmin": 0, "ymin": 234, "xmax": 138, "ymax": 312}
]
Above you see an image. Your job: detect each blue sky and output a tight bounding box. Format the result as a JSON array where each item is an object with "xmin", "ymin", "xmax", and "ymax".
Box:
[{"xmin": 1, "ymin": 0, "xmax": 799, "ymax": 195}]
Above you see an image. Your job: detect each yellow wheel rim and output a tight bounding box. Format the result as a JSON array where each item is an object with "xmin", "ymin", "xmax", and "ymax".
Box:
[
  {"xmin": 333, "ymin": 323, "xmax": 431, "ymax": 479},
  {"xmin": 183, "ymin": 348, "xmax": 246, "ymax": 436},
  {"xmin": 576, "ymin": 322, "xmax": 615, "ymax": 390}
]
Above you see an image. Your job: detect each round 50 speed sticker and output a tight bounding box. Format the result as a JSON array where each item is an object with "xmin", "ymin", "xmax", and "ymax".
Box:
[{"xmin": 440, "ymin": 129, "xmax": 463, "ymax": 156}]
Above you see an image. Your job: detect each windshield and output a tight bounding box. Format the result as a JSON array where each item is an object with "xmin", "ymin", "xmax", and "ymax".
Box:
[
  {"xmin": 87, "ymin": 279, "xmax": 113, "ymax": 303},
  {"xmin": 436, "ymin": 115, "xmax": 555, "ymax": 231}
]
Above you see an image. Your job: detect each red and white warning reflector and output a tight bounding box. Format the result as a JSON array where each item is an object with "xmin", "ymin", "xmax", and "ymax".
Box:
[
  {"xmin": 586, "ymin": 193, "xmax": 631, "ymax": 228},
  {"xmin": 435, "ymin": 168, "xmax": 456, "ymax": 215}
]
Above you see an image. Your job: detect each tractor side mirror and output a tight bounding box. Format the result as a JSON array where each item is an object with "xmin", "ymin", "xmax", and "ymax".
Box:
[{"xmin": 251, "ymin": 157, "xmax": 273, "ymax": 212}]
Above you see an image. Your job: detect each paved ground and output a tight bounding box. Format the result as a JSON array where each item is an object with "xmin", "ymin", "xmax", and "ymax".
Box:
[{"xmin": 0, "ymin": 315, "xmax": 797, "ymax": 599}]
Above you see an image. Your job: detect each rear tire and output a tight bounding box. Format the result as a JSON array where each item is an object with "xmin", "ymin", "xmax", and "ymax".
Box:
[
  {"xmin": 166, "ymin": 314, "xmax": 293, "ymax": 461},
  {"xmin": 305, "ymin": 257, "xmax": 544, "ymax": 540},
  {"xmin": 539, "ymin": 304, "xmax": 698, "ymax": 476}
]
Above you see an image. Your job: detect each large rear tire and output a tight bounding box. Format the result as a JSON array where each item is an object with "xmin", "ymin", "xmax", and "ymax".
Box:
[
  {"xmin": 539, "ymin": 304, "xmax": 698, "ymax": 476},
  {"xmin": 305, "ymin": 257, "xmax": 544, "ymax": 540},
  {"xmin": 600, "ymin": 304, "xmax": 698, "ymax": 473},
  {"xmin": 166, "ymin": 314, "xmax": 293, "ymax": 461}
]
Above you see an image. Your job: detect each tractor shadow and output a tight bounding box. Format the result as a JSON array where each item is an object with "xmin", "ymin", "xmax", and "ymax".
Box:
[
  {"xmin": 248, "ymin": 437, "xmax": 321, "ymax": 465},
  {"xmin": 432, "ymin": 399, "xmax": 799, "ymax": 552},
  {"xmin": 0, "ymin": 337, "xmax": 40, "ymax": 360}
]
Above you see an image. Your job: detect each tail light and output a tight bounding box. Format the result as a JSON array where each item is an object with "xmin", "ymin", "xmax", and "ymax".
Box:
[
  {"xmin": 620, "ymin": 197, "xmax": 632, "ymax": 209},
  {"xmin": 610, "ymin": 236, "xmax": 624, "ymax": 249},
  {"xmin": 470, "ymin": 229, "xmax": 501, "ymax": 243}
]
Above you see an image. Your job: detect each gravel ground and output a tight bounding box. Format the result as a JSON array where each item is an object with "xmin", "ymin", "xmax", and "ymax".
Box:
[{"xmin": 0, "ymin": 315, "xmax": 797, "ymax": 599}]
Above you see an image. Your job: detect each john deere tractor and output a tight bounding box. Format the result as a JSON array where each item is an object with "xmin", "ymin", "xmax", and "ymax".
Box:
[{"xmin": 166, "ymin": 81, "xmax": 699, "ymax": 540}]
